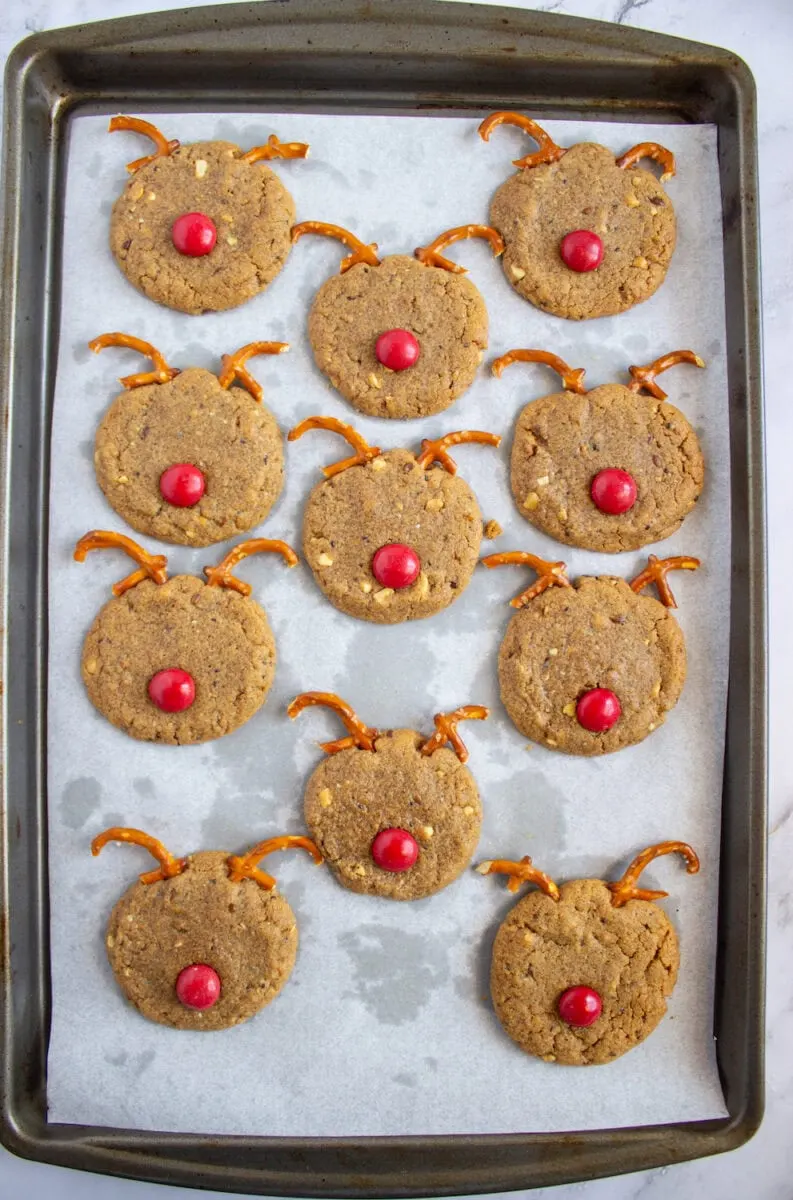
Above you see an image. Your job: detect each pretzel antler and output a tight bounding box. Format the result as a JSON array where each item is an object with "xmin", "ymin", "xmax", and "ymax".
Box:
[
  {"xmin": 420, "ymin": 706, "xmax": 489, "ymax": 763},
  {"xmin": 476, "ymin": 855, "xmax": 560, "ymax": 899},
  {"xmin": 89, "ymin": 332, "xmax": 179, "ymax": 390},
  {"xmin": 74, "ymin": 530, "xmax": 168, "ymax": 597},
  {"xmin": 478, "ymin": 112, "xmax": 566, "ymax": 170},
  {"xmin": 91, "ymin": 826, "xmax": 188, "ymax": 886},
  {"xmin": 240, "ymin": 134, "xmax": 309, "ymax": 164},
  {"xmin": 627, "ymin": 350, "xmax": 705, "ymax": 400},
  {"xmin": 481, "ymin": 550, "xmax": 571, "ymax": 608},
  {"xmin": 227, "ymin": 834, "xmax": 322, "ymax": 892},
  {"xmin": 414, "ymin": 225, "xmax": 505, "ymax": 274},
  {"xmin": 217, "ymin": 341, "xmax": 289, "ymax": 403},
  {"xmin": 629, "ymin": 554, "xmax": 700, "ymax": 609},
  {"xmin": 608, "ymin": 841, "xmax": 699, "ymax": 907},
  {"xmin": 109, "ymin": 115, "xmax": 180, "ymax": 174},
  {"xmin": 491, "ymin": 349, "xmax": 587, "ymax": 395},
  {"xmin": 616, "ymin": 142, "xmax": 676, "ymax": 182},
  {"xmin": 288, "ymin": 416, "xmax": 381, "ymax": 478},
  {"xmin": 203, "ymin": 539, "xmax": 298, "ymax": 597},
  {"xmin": 291, "ymin": 221, "xmax": 381, "ymax": 273},
  {"xmin": 415, "ymin": 430, "xmax": 501, "ymax": 474},
  {"xmin": 287, "ymin": 692, "xmax": 379, "ymax": 754}
]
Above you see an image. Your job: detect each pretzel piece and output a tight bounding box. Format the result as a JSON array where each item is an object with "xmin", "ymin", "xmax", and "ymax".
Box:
[
  {"xmin": 89, "ymin": 332, "xmax": 179, "ymax": 390},
  {"xmin": 616, "ymin": 142, "xmax": 676, "ymax": 182},
  {"xmin": 414, "ymin": 225, "xmax": 504, "ymax": 274},
  {"xmin": 240, "ymin": 135, "xmax": 309, "ymax": 164},
  {"xmin": 288, "ymin": 416, "xmax": 381, "ymax": 478},
  {"xmin": 91, "ymin": 826, "xmax": 188, "ymax": 885},
  {"xmin": 287, "ymin": 692, "xmax": 379, "ymax": 753},
  {"xmin": 481, "ymin": 550, "xmax": 571, "ymax": 608},
  {"xmin": 291, "ymin": 221, "xmax": 381, "ymax": 273},
  {"xmin": 227, "ymin": 835, "xmax": 322, "ymax": 891},
  {"xmin": 109, "ymin": 115, "xmax": 179, "ymax": 173},
  {"xmin": 627, "ymin": 350, "xmax": 705, "ymax": 400},
  {"xmin": 217, "ymin": 341, "xmax": 289, "ymax": 403},
  {"xmin": 608, "ymin": 841, "xmax": 699, "ymax": 907},
  {"xmin": 74, "ymin": 530, "xmax": 168, "ymax": 597},
  {"xmin": 420, "ymin": 706, "xmax": 489, "ymax": 763},
  {"xmin": 629, "ymin": 554, "xmax": 700, "ymax": 608},
  {"xmin": 203, "ymin": 539, "xmax": 298, "ymax": 597},
  {"xmin": 415, "ymin": 430, "xmax": 501, "ymax": 474},
  {"xmin": 491, "ymin": 348, "xmax": 587, "ymax": 394},
  {"xmin": 478, "ymin": 112, "xmax": 566, "ymax": 170},
  {"xmin": 476, "ymin": 855, "xmax": 560, "ymax": 899}
]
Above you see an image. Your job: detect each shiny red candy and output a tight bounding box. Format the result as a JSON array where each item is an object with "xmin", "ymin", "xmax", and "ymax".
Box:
[
  {"xmin": 559, "ymin": 230, "xmax": 604, "ymax": 273},
  {"xmin": 371, "ymin": 543, "xmax": 421, "ymax": 590},
  {"xmin": 558, "ymin": 985, "xmax": 602, "ymax": 1027},
  {"xmin": 371, "ymin": 828, "xmax": 420, "ymax": 872},
  {"xmin": 576, "ymin": 688, "xmax": 621, "ymax": 733},
  {"xmin": 148, "ymin": 669, "xmax": 196, "ymax": 713},
  {"xmin": 175, "ymin": 964, "xmax": 221, "ymax": 1010},
  {"xmin": 171, "ymin": 211, "xmax": 217, "ymax": 257},
  {"xmin": 590, "ymin": 468, "xmax": 637, "ymax": 515},
  {"xmin": 375, "ymin": 328, "xmax": 421, "ymax": 371},
  {"xmin": 159, "ymin": 463, "xmax": 206, "ymax": 507}
]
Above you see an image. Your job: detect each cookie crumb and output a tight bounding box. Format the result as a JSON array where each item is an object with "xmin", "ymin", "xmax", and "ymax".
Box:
[{"xmin": 484, "ymin": 519, "xmax": 503, "ymax": 539}]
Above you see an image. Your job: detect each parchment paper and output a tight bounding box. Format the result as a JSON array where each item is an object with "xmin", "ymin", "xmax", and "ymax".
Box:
[{"xmin": 46, "ymin": 113, "xmax": 729, "ymax": 1135}]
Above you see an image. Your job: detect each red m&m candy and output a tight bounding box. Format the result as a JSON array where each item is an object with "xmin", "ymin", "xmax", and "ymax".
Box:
[
  {"xmin": 160, "ymin": 463, "xmax": 206, "ymax": 508},
  {"xmin": 371, "ymin": 543, "xmax": 421, "ymax": 590},
  {"xmin": 176, "ymin": 964, "xmax": 221, "ymax": 1010},
  {"xmin": 576, "ymin": 688, "xmax": 621, "ymax": 733},
  {"xmin": 591, "ymin": 468, "xmax": 637, "ymax": 515},
  {"xmin": 558, "ymin": 985, "xmax": 602, "ymax": 1027},
  {"xmin": 172, "ymin": 212, "xmax": 217, "ymax": 257},
  {"xmin": 375, "ymin": 329, "xmax": 421, "ymax": 371},
  {"xmin": 371, "ymin": 828, "xmax": 420, "ymax": 872},
  {"xmin": 560, "ymin": 230, "xmax": 603, "ymax": 273},
  {"xmin": 148, "ymin": 669, "xmax": 196, "ymax": 713}
]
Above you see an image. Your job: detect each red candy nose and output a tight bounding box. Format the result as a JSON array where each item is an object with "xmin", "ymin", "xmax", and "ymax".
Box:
[
  {"xmin": 558, "ymin": 985, "xmax": 602, "ymax": 1027},
  {"xmin": 576, "ymin": 688, "xmax": 621, "ymax": 733},
  {"xmin": 560, "ymin": 230, "xmax": 603, "ymax": 273},
  {"xmin": 176, "ymin": 964, "xmax": 221, "ymax": 1010},
  {"xmin": 375, "ymin": 329, "xmax": 421, "ymax": 371},
  {"xmin": 160, "ymin": 463, "xmax": 206, "ymax": 508},
  {"xmin": 371, "ymin": 543, "xmax": 421, "ymax": 590},
  {"xmin": 371, "ymin": 828, "xmax": 420, "ymax": 872},
  {"xmin": 590, "ymin": 468, "xmax": 637, "ymax": 515},
  {"xmin": 172, "ymin": 212, "xmax": 217, "ymax": 257},
  {"xmin": 148, "ymin": 668, "xmax": 196, "ymax": 713}
]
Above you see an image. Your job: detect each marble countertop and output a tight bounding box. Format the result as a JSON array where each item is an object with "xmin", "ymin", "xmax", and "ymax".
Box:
[{"xmin": 0, "ymin": 0, "xmax": 788, "ymax": 1196}]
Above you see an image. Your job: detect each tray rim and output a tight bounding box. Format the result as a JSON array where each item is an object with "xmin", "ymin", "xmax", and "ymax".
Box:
[{"xmin": 0, "ymin": 0, "xmax": 767, "ymax": 1195}]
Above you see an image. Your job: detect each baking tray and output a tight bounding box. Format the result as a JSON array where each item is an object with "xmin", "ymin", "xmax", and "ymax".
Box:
[{"xmin": 0, "ymin": 0, "xmax": 766, "ymax": 1194}]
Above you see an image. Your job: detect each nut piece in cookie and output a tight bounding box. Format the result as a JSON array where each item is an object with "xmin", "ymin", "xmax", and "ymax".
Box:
[
  {"xmin": 108, "ymin": 115, "xmax": 309, "ymax": 314},
  {"xmin": 479, "ymin": 841, "xmax": 700, "ymax": 1064},
  {"xmin": 493, "ymin": 347, "xmax": 705, "ymax": 552},
  {"xmin": 289, "ymin": 416, "xmax": 501, "ymax": 624},
  {"xmin": 90, "ymin": 332, "xmax": 289, "ymax": 546},
  {"xmin": 479, "ymin": 111, "xmax": 677, "ymax": 319},
  {"xmin": 75, "ymin": 530, "xmax": 298, "ymax": 744},
  {"xmin": 290, "ymin": 220, "xmax": 503, "ymax": 417},
  {"xmin": 92, "ymin": 826, "xmax": 322, "ymax": 1030},
  {"xmin": 289, "ymin": 692, "xmax": 487, "ymax": 900},
  {"xmin": 482, "ymin": 549, "xmax": 700, "ymax": 755}
]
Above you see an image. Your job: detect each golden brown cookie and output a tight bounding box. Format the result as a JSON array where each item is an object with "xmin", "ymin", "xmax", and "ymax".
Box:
[
  {"xmin": 108, "ymin": 116, "xmax": 308, "ymax": 314},
  {"xmin": 289, "ymin": 417, "xmax": 501, "ymax": 624},
  {"xmin": 291, "ymin": 222, "xmax": 503, "ymax": 418},
  {"xmin": 495, "ymin": 348, "xmax": 705, "ymax": 552},
  {"xmin": 75, "ymin": 531, "xmax": 298, "ymax": 745},
  {"xmin": 482, "ymin": 551, "xmax": 699, "ymax": 755},
  {"xmin": 479, "ymin": 113, "xmax": 676, "ymax": 319},
  {"xmin": 480, "ymin": 842, "xmax": 699, "ymax": 1064},
  {"xmin": 93, "ymin": 828, "xmax": 322, "ymax": 1030},
  {"xmin": 289, "ymin": 694, "xmax": 487, "ymax": 900},
  {"xmin": 91, "ymin": 333, "xmax": 288, "ymax": 547}
]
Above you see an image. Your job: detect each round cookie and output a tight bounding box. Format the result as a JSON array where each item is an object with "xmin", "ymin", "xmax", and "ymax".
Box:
[
  {"xmin": 481, "ymin": 842, "xmax": 699, "ymax": 1064},
  {"xmin": 91, "ymin": 336, "xmax": 287, "ymax": 547},
  {"xmin": 479, "ymin": 113, "xmax": 676, "ymax": 319},
  {"xmin": 76, "ymin": 531, "xmax": 297, "ymax": 744},
  {"xmin": 290, "ymin": 694, "xmax": 487, "ymax": 900},
  {"xmin": 109, "ymin": 116, "xmax": 308, "ymax": 314},
  {"xmin": 499, "ymin": 349, "xmax": 705, "ymax": 552},
  {"xmin": 483, "ymin": 552, "xmax": 698, "ymax": 755},
  {"xmin": 290, "ymin": 418, "xmax": 500, "ymax": 624},
  {"xmin": 292, "ymin": 222, "xmax": 504, "ymax": 418}
]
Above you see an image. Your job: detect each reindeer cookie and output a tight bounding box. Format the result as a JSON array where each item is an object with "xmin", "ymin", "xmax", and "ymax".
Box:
[
  {"xmin": 108, "ymin": 115, "xmax": 308, "ymax": 314},
  {"xmin": 291, "ymin": 221, "xmax": 503, "ymax": 417},
  {"xmin": 289, "ymin": 693, "xmax": 487, "ymax": 900},
  {"xmin": 496, "ymin": 348, "xmax": 705, "ymax": 552},
  {"xmin": 479, "ymin": 112, "xmax": 677, "ymax": 319},
  {"xmin": 478, "ymin": 841, "xmax": 700, "ymax": 1064},
  {"xmin": 93, "ymin": 827, "xmax": 322, "ymax": 1030},
  {"xmin": 482, "ymin": 551, "xmax": 699, "ymax": 754},
  {"xmin": 75, "ymin": 531, "xmax": 298, "ymax": 744},
  {"xmin": 289, "ymin": 417, "xmax": 500, "ymax": 623},
  {"xmin": 90, "ymin": 333, "xmax": 288, "ymax": 547}
]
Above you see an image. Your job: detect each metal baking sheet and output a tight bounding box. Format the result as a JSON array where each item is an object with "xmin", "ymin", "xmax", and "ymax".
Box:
[{"xmin": 0, "ymin": 0, "xmax": 766, "ymax": 1195}]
